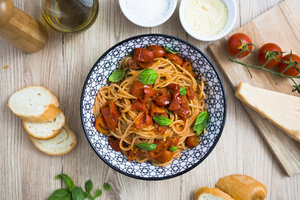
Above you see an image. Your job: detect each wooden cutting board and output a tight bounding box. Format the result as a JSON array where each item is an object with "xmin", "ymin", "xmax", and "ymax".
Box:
[{"xmin": 209, "ymin": 0, "xmax": 300, "ymax": 177}]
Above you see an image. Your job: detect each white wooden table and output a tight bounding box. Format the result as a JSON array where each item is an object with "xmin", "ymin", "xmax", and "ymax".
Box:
[{"xmin": 1, "ymin": 0, "xmax": 299, "ymax": 199}]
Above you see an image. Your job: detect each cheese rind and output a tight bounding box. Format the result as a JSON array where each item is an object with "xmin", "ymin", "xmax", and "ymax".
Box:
[{"xmin": 235, "ymin": 82, "xmax": 300, "ymax": 142}]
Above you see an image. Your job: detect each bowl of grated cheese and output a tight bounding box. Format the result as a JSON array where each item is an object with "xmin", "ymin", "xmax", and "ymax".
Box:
[
  {"xmin": 119, "ymin": 0, "xmax": 177, "ymax": 28},
  {"xmin": 179, "ymin": 0, "xmax": 237, "ymax": 41}
]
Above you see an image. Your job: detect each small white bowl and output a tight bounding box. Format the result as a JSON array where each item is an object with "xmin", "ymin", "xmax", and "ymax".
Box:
[
  {"xmin": 179, "ymin": 0, "xmax": 237, "ymax": 41},
  {"xmin": 119, "ymin": 0, "xmax": 177, "ymax": 28}
]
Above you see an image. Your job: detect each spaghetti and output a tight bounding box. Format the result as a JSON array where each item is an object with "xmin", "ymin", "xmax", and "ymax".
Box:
[{"xmin": 93, "ymin": 45, "xmax": 207, "ymax": 167}]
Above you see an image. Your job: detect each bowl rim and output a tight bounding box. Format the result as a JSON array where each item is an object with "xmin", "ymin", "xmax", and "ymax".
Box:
[
  {"xmin": 80, "ymin": 33, "xmax": 227, "ymax": 181},
  {"xmin": 118, "ymin": 0, "xmax": 178, "ymax": 28},
  {"xmin": 179, "ymin": 0, "xmax": 237, "ymax": 41}
]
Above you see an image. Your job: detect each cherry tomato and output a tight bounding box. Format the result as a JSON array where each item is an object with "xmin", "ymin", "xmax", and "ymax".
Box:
[
  {"xmin": 154, "ymin": 150, "xmax": 174, "ymax": 163},
  {"xmin": 165, "ymin": 53, "xmax": 184, "ymax": 66},
  {"xmin": 100, "ymin": 101, "xmax": 120, "ymax": 131},
  {"xmin": 134, "ymin": 112, "xmax": 153, "ymax": 129},
  {"xmin": 154, "ymin": 94, "xmax": 171, "ymax": 107},
  {"xmin": 167, "ymin": 83, "xmax": 180, "ymax": 98},
  {"xmin": 278, "ymin": 54, "xmax": 300, "ymax": 76},
  {"xmin": 128, "ymin": 59, "xmax": 141, "ymax": 70},
  {"xmin": 129, "ymin": 80, "xmax": 152, "ymax": 97},
  {"xmin": 227, "ymin": 33, "xmax": 253, "ymax": 58},
  {"xmin": 131, "ymin": 97, "xmax": 147, "ymax": 112},
  {"xmin": 144, "ymin": 88, "xmax": 158, "ymax": 102},
  {"xmin": 154, "ymin": 123, "xmax": 168, "ymax": 135},
  {"xmin": 148, "ymin": 140, "xmax": 167, "ymax": 158},
  {"xmin": 147, "ymin": 45, "xmax": 166, "ymax": 58},
  {"xmin": 133, "ymin": 48, "xmax": 154, "ymax": 68},
  {"xmin": 258, "ymin": 43, "xmax": 282, "ymax": 68},
  {"xmin": 108, "ymin": 137, "xmax": 121, "ymax": 152},
  {"xmin": 150, "ymin": 103, "xmax": 166, "ymax": 117},
  {"xmin": 95, "ymin": 115, "xmax": 109, "ymax": 134},
  {"xmin": 186, "ymin": 135, "xmax": 198, "ymax": 148}
]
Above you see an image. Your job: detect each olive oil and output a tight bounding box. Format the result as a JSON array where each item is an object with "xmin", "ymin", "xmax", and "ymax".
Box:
[{"xmin": 41, "ymin": 0, "xmax": 99, "ymax": 33}]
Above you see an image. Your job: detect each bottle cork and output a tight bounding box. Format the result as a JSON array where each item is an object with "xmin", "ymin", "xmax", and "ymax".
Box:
[{"xmin": 0, "ymin": 0, "xmax": 48, "ymax": 53}]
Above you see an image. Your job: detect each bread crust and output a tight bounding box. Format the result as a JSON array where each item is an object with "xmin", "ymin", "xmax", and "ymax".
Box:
[
  {"xmin": 235, "ymin": 82, "xmax": 300, "ymax": 142},
  {"xmin": 8, "ymin": 86, "xmax": 60, "ymax": 122},
  {"xmin": 22, "ymin": 112, "xmax": 65, "ymax": 139},
  {"xmin": 194, "ymin": 187, "xmax": 234, "ymax": 200},
  {"xmin": 29, "ymin": 124, "xmax": 77, "ymax": 156},
  {"xmin": 215, "ymin": 174, "xmax": 267, "ymax": 200}
]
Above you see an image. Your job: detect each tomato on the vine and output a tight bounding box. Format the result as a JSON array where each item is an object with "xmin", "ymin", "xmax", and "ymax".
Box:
[
  {"xmin": 257, "ymin": 43, "xmax": 282, "ymax": 68},
  {"xmin": 227, "ymin": 33, "xmax": 253, "ymax": 58},
  {"xmin": 278, "ymin": 53, "xmax": 300, "ymax": 76}
]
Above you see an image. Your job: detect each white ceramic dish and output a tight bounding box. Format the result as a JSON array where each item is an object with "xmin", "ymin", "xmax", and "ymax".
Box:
[
  {"xmin": 119, "ymin": 0, "xmax": 177, "ymax": 28},
  {"xmin": 179, "ymin": 0, "xmax": 237, "ymax": 41}
]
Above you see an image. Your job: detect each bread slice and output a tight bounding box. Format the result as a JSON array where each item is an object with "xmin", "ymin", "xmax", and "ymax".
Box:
[
  {"xmin": 8, "ymin": 86, "xmax": 60, "ymax": 122},
  {"xmin": 30, "ymin": 124, "xmax": 77, "ymax": 156},
  {"xmin": 23, "ymin": 112, "xmax": 65, "ymax": 139},
  {"xmin": 235, "ymin": 82, "xmax": 300, "ymax": 141},
  {"xmin": 194, "ymin": 187, "xmax": 234, "ymax": 200},
  {"xmin": 215, "ymin": 174, "xmax": 267, "ymax": 200}
]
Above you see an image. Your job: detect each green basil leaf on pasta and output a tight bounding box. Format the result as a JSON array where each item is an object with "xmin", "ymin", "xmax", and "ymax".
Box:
[
  {"xmin": 55, "ymin": 174, "xmax": 75, "ymax": 191},
  {"xmin": 108, "ymin": 70, "xmax": 126, "ymax": 82},
  {"xmin": 137, "ymin": 143, "xmax": 157, "ymax": 151},
  {"xmin": 179, "ymin": 86, "xmax": 186, "ymax": 95},
  {"xmin": 139, "ymin": 69, "xmax": 158, "ymax": 84},
  {"xmin": 163, "ymin": 46, "xmax": 179, "ymax": 54},
  {"xmin": 72, "ymin": 187, "xmax": 85, "ymax": 200},
  {"xmin": 193, "ymin": 111, "xmax": 209, "ymax": 135},
  {"xmin": 169, "ymin": 146, "xmax": 178, "ymax": 152},
  {"xmin": 153, "ymin": 115, "xmax": 173, "ymax": 126},
  {"xmin": 103, "ymin": 183, "xmax": 111, "ymax": 191},
  {"xmin": 48, "ymin": 189, "xmax": 71, "ymax": 200}
]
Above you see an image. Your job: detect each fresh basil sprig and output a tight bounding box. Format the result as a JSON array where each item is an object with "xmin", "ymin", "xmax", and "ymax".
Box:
[
  {"xmin": 109, "ymin": 70, "xmax": 126, "ymax": 82},
  {"xmin": 139, "ymin": 69, "xmax": 158, "ymax": 84},
  {"xmin": 163, "ymin": 46, "xmax": 179, "ymax": 54},
  {"xmin": 193, "ymin": 111, "xmax": 209, "ymax": 135},
  {"xmin": 169, "ymin": 146, "xmax": 178, "ymax": 152},
  {"xmin": 179, "ymin": 86, "xmax": 186, "ymax": 95},
  {"xmin": 137, "ymin": 143, "xmax": 157, "ymax": 151},
  {"xmin": 48, "ymin": 174, "xmax": 109, "ymax": 200},
  {"xmin": 153, "ymin": 115, "xmax": 173, "ymax": 126}
]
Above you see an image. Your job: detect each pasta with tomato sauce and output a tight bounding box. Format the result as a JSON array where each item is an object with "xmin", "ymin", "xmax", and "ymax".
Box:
[{"xmin": 93, "ymin": 45, "xmax": 208, "ymax": 167}]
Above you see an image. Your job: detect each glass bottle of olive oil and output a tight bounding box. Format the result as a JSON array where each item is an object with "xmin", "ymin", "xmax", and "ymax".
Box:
[{"xmin": 41, "ymin": 0, "xmax": 99, "ymax": 33}]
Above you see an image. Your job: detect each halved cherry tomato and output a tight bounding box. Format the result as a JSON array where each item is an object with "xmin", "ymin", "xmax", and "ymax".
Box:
[
  {"xmin": 144, "ymin": 88, "xmax": 158, "ymax": 102},
  {"xmin": 148, "ymin": 140, "xmax": 167, "ymax": 158},
  {"xmin": 100, "ymin": 101, "xmax": 120, "ymax": 131},
  {"xmin": 154, "ymin": 150, "xmax": 174, "ymax": 163},
  {"xmin": 186, "ymin": 86, "xmax": 195, "ymax": 100},
  {"xmin": 128, "ymin": 59, "xmax": 141, "ymax": 70},
  {"xmin": 131, "ymin": 97, "xmax": 147, "ymax": 112},
  {"xmin": 95, "ymin": 115, "xmax": 109, "ymax": 134},
  {"xmin": 154, "ymin": 123, "xmax": 168, "ymax": 135},
  {"xmin": 227, "ymin": 33, "xmax": 253, "ymax": 58},
  {"xmin": 129, "ymin": 80, "xmax": 152, "ymax": 97},
  {"xmin": 147, "ymin": 45, "xmax": 166, "ymax": 58},
  {"xmin": 128, "ymin": 148, "xmax": 146, "ymax": 161},
  {"xmin": 182, "ymin": 60, "xmax": 197, "ymax": 77},
  {"xmin": 168, "ymin": 96, "xmax": 182, "ymax": 111},
  {"xmin": 167, "ymin": 83, "xmax": 180, "ymax": 98},
  {"xmin": 154, "ymin": 93, "xmax": 171, "ymax": 107},
  {"xmin": 133, "ymin": 48, "xmax": 154, "ymax": 68},
  {"xmin": 278, "ymin": 54, "xmax": 300, "ymax": 76},
  {"xmin": 150, "ymin": 103, "xmax": 167, "ymax": 117},
  {"xmin": 258, "ymin": 43, "xmax": 282, "ymax": 68},
  {"xmin": 108, "ymin": 136, "xmax": 121, "ymax": 152},
  {"xmin": 165, "ymin": 53, "xmax": 184, "ymax": 66},
  {"xmin": 134, "ymin": 112, "xmax": 153, "ymax": 129},
  {"xmin": 169, "ymin": 96, "xmax": 190, "ymax": 120},
  {"xmin": 167, "ymin": 137, "xmax": 180, "ymax": 147},
  {"xmin": 186, "ymin": 135, "xmax": 198, "ymax": 148}
]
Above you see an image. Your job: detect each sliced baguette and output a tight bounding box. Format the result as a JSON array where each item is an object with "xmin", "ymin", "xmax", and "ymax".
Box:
[
  {"xmin": 194, "ymin": 187, "xmax": 234, "ymax": 200},
  {"xmin": 8, "ymin": 86, "xmax": 60, "ymax": 122},
  {"xmin": 30, "ymin": 124, "xmax": 77, "ymax": 156},
  {"xmin": 23, "ymin": 112, "xmax": 65, "ymax": 139},
  {"xmin": 215, "ymin": 174, "xmax": 267, "ymax": 200}
]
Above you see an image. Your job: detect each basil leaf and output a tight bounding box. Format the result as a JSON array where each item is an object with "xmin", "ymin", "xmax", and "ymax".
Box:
[
  {"xmin": 179, "ymin": 86, "xmax": 186, "ymax": 95},
  {"xmin": 55, "ymin": 174, "xmax": 75, "ymax": 191},
  {"xmin": 137, "ymin": 143, "xmax": 157, "ymax": 151},
  {"xmin": 85, "ymin": 180, "xmax": 93, "ymax": 194},
  {"xmin": 48, "ymin": 189, "xmax": 71, "ymax": 200},
  {"xmin": 139, "ymin": 69, "xmax": 158, "ymax": 84},
  {"xmin": 93, "ymin": 188, "xmax": 102, "ymax": 198},
  {"xmin": 169, "ymin": 146, "xmax": 178, "ymax": 152},
  {"xmin": 193, "ymin": 111, "xmax": 209, "ymax": 135},
  {"xmin": 84, "ymin": 191, "xmax": 89, "ymax": 198},
  {"xmin": 163, "ymin": 46, "xmax": 178, "ymax": 54},
  {"xmin": 72, "ymin": 187, "xmax": 85, "ymax": 200},
  {"xmin": 153, "ymin": 115, "xmax": 173, "ymax": 126},
  {"xmin": 109, "ymin": 70, "xmax": 126, "ymax": 82},
  {"xmin": 103, "ymin": 183, "xmax": 111, "ymax": 191}
]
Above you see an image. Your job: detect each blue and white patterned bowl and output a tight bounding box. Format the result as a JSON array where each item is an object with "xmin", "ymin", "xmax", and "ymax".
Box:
[{"xmin": 80, "ymin": 34, "xmax": 226, "ymax": 180}]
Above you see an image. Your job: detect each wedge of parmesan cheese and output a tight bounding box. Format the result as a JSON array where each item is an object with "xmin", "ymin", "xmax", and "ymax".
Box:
[{"xmin": 235, "ymin": 82, "xmax": 300, "ymax": 142}]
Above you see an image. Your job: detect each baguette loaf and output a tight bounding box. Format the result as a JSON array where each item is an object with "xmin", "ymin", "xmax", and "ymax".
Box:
[
  {"xmin": 215, "ymin": 174, "xmax": 267, "ymax": 200},
  {"xmin": 23, "ymin": 111, "xmax": 65, "ymax": 139},
  {"xmin": 8, "ymin": 86, "xmax": 60, "ymax": 122},
  {"xmin": 30, "ymin": 124, "xmax": 77, "ymax": 156},
  {"xmin": 194, "ymin": 187, "xmax": 234, "ymax": 200}
]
